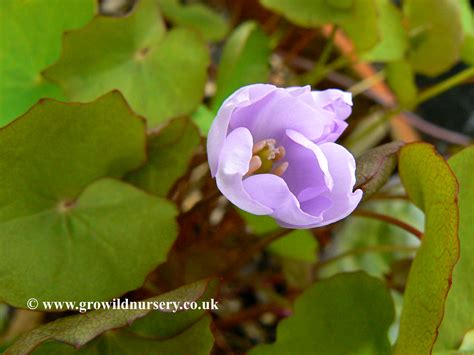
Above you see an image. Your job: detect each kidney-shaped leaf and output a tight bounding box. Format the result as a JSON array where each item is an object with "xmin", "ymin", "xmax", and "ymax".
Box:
[
  {"xmin": 459, "ymin": 0, "xmax": 474, "ymax": 65},
  {"xmin": 259, "ymin": 0, "xmax": 379, "ymax": 51},
  {"xmin": 44, "ymin": 0, "xmax": 209, "ymax": 126},
  {"xmin": 251, "ymin": 272, "xmax": 394, "ymax": 355},
  {"xmin": 394, "ymin": 143, "xmax": 459, "ymax": 354},
  {"xmin": 158, "ymin": 0, "xmax": 229, "ymax": 41},
  {"xmin": 0, "ymin": 92, "xmax": 177, "ymax": 308},
  {"xmin": 362, "ymin": 0, "xmax": 408, "ymax": 62},
  {"xmin": 0, "ymin": 0, "xmax": 95, "ymax": 125},
  {"xmin": 404, "ymin": 0, "xmax": 464, "ymax": 76}
]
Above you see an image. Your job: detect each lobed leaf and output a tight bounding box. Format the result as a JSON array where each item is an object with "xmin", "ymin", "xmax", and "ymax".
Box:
[
  {"xmin": 394, "ymin": 143, "xmax": 460, "ymax": 354},
  {"xmin": 44, "ymin": 0, "xmax": 209, "ymax": 126},
  {"xmin": 459, "ymin": 0, "xmax": 474, "ymax": 65},
  {"xmin": 0, "ymin": 0, "xmax": 95, "ymax": 125},
  {"xmin": 158, "ymin": 0, "xmax": 229, "ymax": 41},
  {"xmin": 0, "ymin": 92, "xmax": 177, "ymax": 308},
  {"xmin": 259, "ymin": 0, "xmax": 379, "ymax": 52},
  {"xmin": 404, "ymin": 0, "xmax": 464, "ymax": 76},
  {"xmin": 362, "ymin": 0, "xmax": 408, "ymax": 62}
]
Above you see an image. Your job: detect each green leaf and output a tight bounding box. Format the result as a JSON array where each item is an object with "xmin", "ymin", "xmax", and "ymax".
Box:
[
  {"xmin": 250, "ymin": 272, "xmax": 394, "ymax": 355},
  {"xmin": 434, "ymin": 146, "xmax": 474, "ymax": 351},
  {"xmin": 404, "ymin": 0, "xmax": 464, "ymax": 76},
  {"xmin": 394, "ymin": 143, "xmax": 460, "ymax": 354},
  {"xmin": 459, "ymin": 0, "xmax": 474, "ymax": 65},
  {"xmin": 239, "ymin": 209, "xmax": 317, "ymax": 261},
  {"xmin": 44, "ymin": 0, "xmax": 209, "ymax": 126},
  {"xmin": 126, "ymin": 117, "xmax": 201, "ymax": 197},
  {"xmin": 326, "ymin": 0, "xmax": 354, "ymax": 10},
  {"xmin": 268, "ymin": 230, "xmax": 317, "ymax": 262},
  {"xmin": 130, "ymin": 279, "xmax": 218, "ymax": 339},
  {"xmin": 211, "ymin": 21, "xmax": 271, "ymax": 111},
  {"xmin": 238, "ymin": 209, "xmax": 279, "ymax": 234},
  {"xmin": 238, "ymin": 209, "xmax": 317, "ymax": 262},
  {"xmin": 362, "ymin": 0, "xmax": 408, "ymax": 62},
  {"xmin": 0, "ymin": 92, "xmax": 177, "ymax": 308},
  {"xmin": 461, "ymin": 37, "xmax": 474, "ymax": 65},
  {"xmin": 259, "ymin": 0, "xmax": 379, "ymax": 52},
  {"xmin": 33, "ymin": 316, "xmax": 214, "ymax": 355},
  {"xmin": 0, "ymin": 0, "xmax": 95, "ymax": 125},
  {"xmin": 386, "ymin": 60, "xmax": 418, "ymax": 108},
  {"xmin": 192, "ymin": 105, "xmax": 215, "ymax": 135},
  {"xmin": 0, "ymin": 303, "xmax": 8, "ymax": 334},
  {"xmin": 5, "ymin": 279, "xmax": 215, "ymax": 354},
  {"xmin": 355, "ymin": 141, "xmax": 405, "ymax": 201},
  {"xmin": 158, "ymin": 0, "xmax": 229, "ymax": 41}
]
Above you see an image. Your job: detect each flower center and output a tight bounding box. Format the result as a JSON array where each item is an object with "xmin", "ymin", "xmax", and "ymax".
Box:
[{"xmin": 246, "ymin": 139, "xmax": 289, "ymax": 177}]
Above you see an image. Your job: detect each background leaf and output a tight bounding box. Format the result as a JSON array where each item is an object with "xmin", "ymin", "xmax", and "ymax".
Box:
[
  {"xmin": 126, "ymin": 117, "xmax": 201, "ymax": 197},
  {"xmin": 394, "ymin": 143, "xmax": 459, "ymax": 354},
  {"xmin": 386, "ymin": 60, "xmax": 418, "ymax": 108},
  {"xmin": 157, "ymin": 0, "xmax": 229, "ymax": 41},
  {"xmin": 211, "ymin": 21, "xmax": 271, "ymax": 111},
  {"xmin": 0, "ymin": 0, "xmax": 95, "ymax": 125},
  {"xmin": 404, "ymin": 0, "xmax": 464, "ymax": 76},
  {"xmin": 268, "ymin": 230, "xmax": 317, "ymax": 262},
  {"xmin": 44, "ymin": 0, "xmax": 209, "ymax": 126},
  {"xmin": 259, "ymin": 0, "xmax": 379, "ymax": 52},
  {"xmin": 362, "ymin": 0, "xmax": 408, "ymax": 62},
  {"xmin": 250, "ymin": 272, "xmax": 394, "ymax": 355},
  {"xmin": 434, "ymin": 146, "xmax": 474, "ymax": 351},
  {"xmin": 0, "ymin": 92, "xmax": 177, "ymax": 308},
  {"xmin": 459, "ymin": 0, "xmax": 474, "ymax": 65},
  {"xmin": 191, "ymin": 105, "xmax": 215, "ymax": 135},
  {"xmin": 239, "ymin": 210, "xmax": 317, "ymax": 262}
]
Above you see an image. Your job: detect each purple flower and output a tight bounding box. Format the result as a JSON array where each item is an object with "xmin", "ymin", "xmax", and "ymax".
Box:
[{"xmin": 207, "ymin": 84, "xmax": 362, "ymax": 229}]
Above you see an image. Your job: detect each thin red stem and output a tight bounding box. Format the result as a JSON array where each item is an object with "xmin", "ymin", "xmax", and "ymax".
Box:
[{"xmin": 353, "ymin": 209, "xmax": 423, "ymax": 239}]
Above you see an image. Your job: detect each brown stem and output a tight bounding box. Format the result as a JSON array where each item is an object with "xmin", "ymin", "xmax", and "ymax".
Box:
[{"xmin": 353, "ymin": 209, "xmax": 423, "ymax": 239}]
